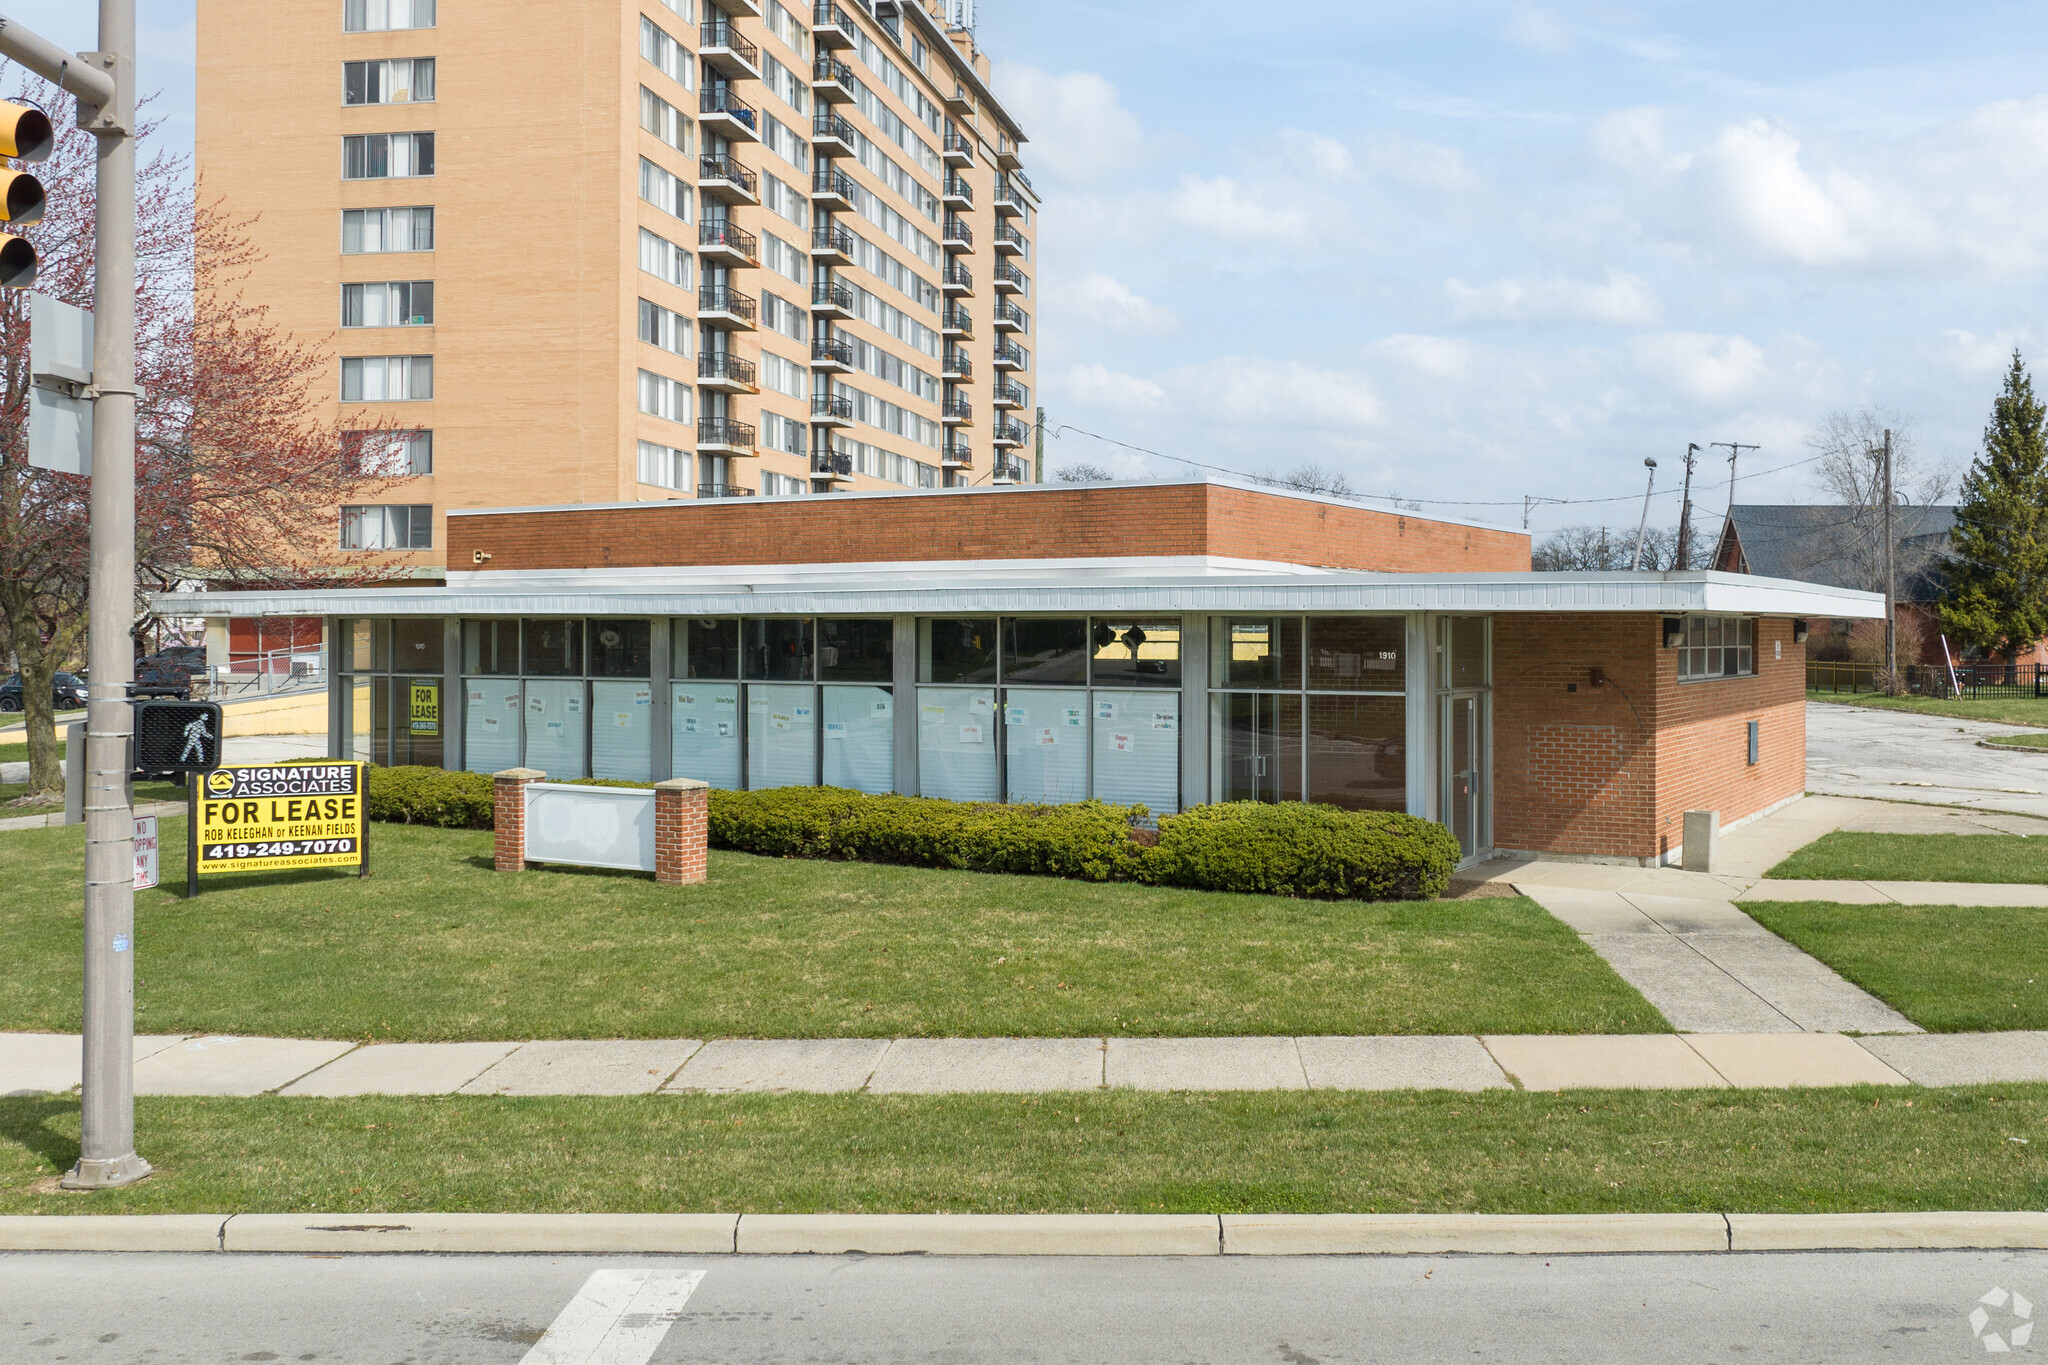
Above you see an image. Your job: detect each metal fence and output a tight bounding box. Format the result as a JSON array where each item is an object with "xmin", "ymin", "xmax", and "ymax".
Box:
[
  {"xmin": 1807, "ymin": 659, "xmax": 2045, "ymax": 700},
  {"xmin": 203, "ymin": 646, "xmax": 328, "ymax": 700}
]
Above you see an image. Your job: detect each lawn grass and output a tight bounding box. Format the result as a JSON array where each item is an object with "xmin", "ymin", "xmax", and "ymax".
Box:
[
  {"xmin": 0, "ymin": 818, "xmax": 1665, "ymax": 1041},
  {"xmin": 1, "ymin": 1088, "xmax": 2043, "ymax": 1215},
  {"xmin": 1983, "ymin": 732, "xmax": 2048, "ymax": 750},
  {"xmin": 1768, "ymin": 832, "xmax": 2048, "ymax": 883},
  {"xmin": 1808, "ymin": 690, "xmax": 2048, "ymax": 727},
  {"xmin": 0, "ymin": 739, "xmax": 65, "ymax": 765},
  {"xmin": 0, "ymin": 780, "xmax": 183, "ymax": 818},
  {"xmin": 1742, "ymin": 901, "xmax": 2048, "ymax": 1031}
]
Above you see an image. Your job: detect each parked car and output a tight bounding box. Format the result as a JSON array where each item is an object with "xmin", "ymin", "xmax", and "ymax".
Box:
[
  {"xmin": 135, "ymin": 646, "xmax": 206, "ymax": 692},
  {"xmin": 0, "ymin": 672, "xmax": 90, "ymax": 713}
]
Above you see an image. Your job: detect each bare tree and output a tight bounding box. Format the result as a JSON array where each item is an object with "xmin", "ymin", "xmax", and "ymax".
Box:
[
  {"xmin": 1533, "ymin": 525, "xmax": 1680, "ymax": 571},
  {"xmin": 1255, "ymin": 463, "xmax": 1356, "ymax": 497},
  {"xmin": 1792, "ymin": 407, "xmax": 1956, "ymax": 595},
  {"xmin": 1054, "ymin": 461, "xmax": 1116, "ymax": 483}
]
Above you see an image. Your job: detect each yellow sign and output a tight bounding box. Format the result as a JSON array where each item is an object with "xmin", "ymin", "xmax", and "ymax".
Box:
[
  {"xmin": 409, "ymin": 682, "xmax": 440, "ymax": 734},
  {"xmin": 197, "ymin": 761, "xmax": 365, "ymax": 875}
]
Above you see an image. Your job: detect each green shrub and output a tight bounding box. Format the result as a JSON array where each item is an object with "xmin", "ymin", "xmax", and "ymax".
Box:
[
  {"xmin": 707, "ymin": 785, "xmax": 872, "ymax": 858},
  {"xmin": 1140, "ymin": 802, "xmax": 1461, "ymax": 901},
  {"xmin": 364, "ymin": 765, "xmax": 494, "ymax": 830}
]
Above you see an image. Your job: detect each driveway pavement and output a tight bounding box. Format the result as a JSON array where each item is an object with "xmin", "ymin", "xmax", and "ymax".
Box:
[{"xmin": 1807, "ymin": 700, "xmax": 2048, "ymax": 819}]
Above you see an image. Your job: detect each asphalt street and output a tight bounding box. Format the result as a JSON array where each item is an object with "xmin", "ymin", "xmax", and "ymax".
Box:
[
  {"xmin": 3, "ymin": 1249, "xmax": 2045, "ymax": 1363},
  {"xmin": 1805, "ymin": 700, "xmax": 2048, "ymax": 819}
]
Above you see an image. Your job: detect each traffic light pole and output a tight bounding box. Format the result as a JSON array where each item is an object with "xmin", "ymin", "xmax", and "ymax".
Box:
[{"xmin": 0, "ymin": 3, "xmax": 148, "ymax": 1188}]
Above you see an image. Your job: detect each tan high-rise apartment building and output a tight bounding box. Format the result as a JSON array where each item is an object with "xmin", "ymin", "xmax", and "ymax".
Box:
[{"xmin": 197, "ymin": 0, "xmax": 1037, "ymax": 578}]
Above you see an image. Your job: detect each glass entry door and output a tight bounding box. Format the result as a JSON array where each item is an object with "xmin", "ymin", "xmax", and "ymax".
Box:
[
  {"xmin": 1438, "ymin": 615, "xmax": 1490, "ymax": 862},
  {"xmin": 1217, "ymin": 693, "xmax": 1300, "ymax": 803},
  {"xmin": 1442, "ymin": 694, "xmax": 1481, "ymax": 858}
]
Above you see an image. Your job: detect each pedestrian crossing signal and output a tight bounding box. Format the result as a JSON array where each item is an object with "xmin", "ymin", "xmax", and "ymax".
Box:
[{"xmin": 134, "ymin": 701, "xmax": 224, "ymax": 773}]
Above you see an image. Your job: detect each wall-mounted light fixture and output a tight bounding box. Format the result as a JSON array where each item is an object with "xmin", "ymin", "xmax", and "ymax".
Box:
[{"xmin": 472, "ymin": 550, "xmax": 492, "ymax": 565}]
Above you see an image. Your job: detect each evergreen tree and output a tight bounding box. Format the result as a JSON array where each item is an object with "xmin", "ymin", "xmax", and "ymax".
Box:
[{"xmin": 1944, "ymin": 351, "xmax": 2048, "ymax": 656}]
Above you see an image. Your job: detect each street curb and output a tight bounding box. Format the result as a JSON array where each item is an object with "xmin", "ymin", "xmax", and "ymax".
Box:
[{"xmin": 5, "ymin": 1212, "xmax": 2048, "ymax": 1256}]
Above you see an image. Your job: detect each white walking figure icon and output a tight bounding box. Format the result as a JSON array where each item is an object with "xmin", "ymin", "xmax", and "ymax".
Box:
[{"xmin": 177, "ymin": 714, "xmax": 212, "ymax": 764}]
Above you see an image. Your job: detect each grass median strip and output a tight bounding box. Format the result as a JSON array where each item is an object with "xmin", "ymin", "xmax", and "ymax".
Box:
[
  {"xmin": 0, "ymin": 820, "xmax": 1664, "ymax": 1040},
  {"xmin": 1767, "ymin": 832, "xmax": 2048, "ymax": 883},
  {"xmin": 1, "ymin": 780, "xmax": 182, "ymax": 818},
  {"xmin": 1808, "ymin": 692, "xmax": 2048, "ymax": 727},
  {"xmin": 1743, "ymin": 901, "xmax": 2048, "ymax": 1031},
  {"xmin": 2, "ymin": 1088, "xmax": 2044, "ymax": 1215}
]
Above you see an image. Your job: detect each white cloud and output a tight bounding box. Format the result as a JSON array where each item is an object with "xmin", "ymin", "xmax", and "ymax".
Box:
[
  {"xmin": 1504, "ymin": 4, "xmax": 1571, "ymax": 54},
  {"xmin": 1167, "ymin": 173, "xmax": 1318, "ymax": 249},
  {"xmin": 1629, "ymin": 332, "xmax": 1770, "ymax": 404},
  {"xmin": 1373, "ymin": 335, "xmax": 1474, "ymax": 382},
  {"xmin": 1046, "ymin": 272, "xmax": 1179, "ymax": 335},
  {"xmin": 1589, "ymin": 106, "xmax": 1673, "ymax": 174},
  {"xmin": 987, "ymin": 64, "xmax": 1143, "ymax": 184},
  {"xmin": 1446, "ymin": 271, "xmax": 1663, "ymax": 326},
  {"xmin": 1053, "ymin": 363, "xmax": 1168, "ymax": 415},
  {"xmin": 1171, "ymin": 358, "xmax": 1383, "ymax": 428},
  {"xmin": 1360, "ymin": 133, "xmax": 1481, "ymax": 194}
]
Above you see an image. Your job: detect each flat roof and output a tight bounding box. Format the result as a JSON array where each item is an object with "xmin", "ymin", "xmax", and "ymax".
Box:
[{"xmin": 158, "ymin": 562, "xmax": 1885, "ymax": 621}]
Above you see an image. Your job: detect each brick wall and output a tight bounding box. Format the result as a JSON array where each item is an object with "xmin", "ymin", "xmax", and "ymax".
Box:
[
  {"xmin": 1492, "ymin": 613, "xmax": 1806, "ymax": 862},
  {"xmin": 492, "ymin": 769, "xmax": 542, "ymax": 871},
  {"xmin": 654, "ymin": 780, "xmax": 708, "ymax": 886},
  {"xmin": 448, "ymin": 483, "xmax": 1532, "ymax": 575}
]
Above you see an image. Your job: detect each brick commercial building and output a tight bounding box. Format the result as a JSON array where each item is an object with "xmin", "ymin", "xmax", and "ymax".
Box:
[
  {"xmin": 198, "ymin": 0, "xmax": 1036, "ymax": 578},
  {"xmin": 163, "ymin": 479, "xmax": 1881, "ymax": 867}
]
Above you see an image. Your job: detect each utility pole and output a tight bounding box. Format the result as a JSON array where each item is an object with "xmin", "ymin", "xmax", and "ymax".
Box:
[
  {"xmin": 1631, "ymin": 458, "xmax": 1658, "ymax": 570},
  {"xmin": 1710, "ymin": 441, "xmax": 1759, "ymax": 571},
  {"xmin": 0, "ymin": 4, "xmax": 148, "ymax": 1187},
  {"xmin": 1882, "ymin": 428, "xmax": 1896, "ymax": 685},
  {"xmin": 1674, "ymin": 443, "xmax": 1701, "ymax": 570}
]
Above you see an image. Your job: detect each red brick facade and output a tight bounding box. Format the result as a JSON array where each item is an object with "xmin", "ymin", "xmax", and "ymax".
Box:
[
  {"xmin": 492, "ymin": 768, "xmax": 542, "ymax": 871},
  {"xmin": 449, "ymin": 482, "xmax": 1532, "ymax": 576},
  {"xmin": 1493, "ymin": 614, "xmax": 1805, "ymax": 862},
  {"xmin": 654, "ymin": 779, "xmax": 709, "ymax": 886}
]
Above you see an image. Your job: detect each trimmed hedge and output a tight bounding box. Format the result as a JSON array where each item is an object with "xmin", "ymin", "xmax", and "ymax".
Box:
[{"xmin": 360, "ymin": 767, "xmax": 1461, "ymax": 900}]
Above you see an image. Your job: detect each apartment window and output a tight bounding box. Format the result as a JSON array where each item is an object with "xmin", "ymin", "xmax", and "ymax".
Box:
[
  {"xmin": 656, "ymin": 0, "xmax": 696, "ymax": 19},
  {"xmin": 343, "ymin": 206, "xmax": 434, "ymax": 253},
  {"xmin": 639, "ymin": 157, "xmax": 692, "ymax": 222},
  {"xmin": 639, "ymin": 87, "xmax": 692, "ymax": 155},
  {"xmin": 760, "ymin": 55, "xmax": 808, "ymax": 115},
  {"xmin": 637, "ymin": 369, "xmax": 691, "ymax": 424},
  {"xmin": 343, "ymin": 132, "xmax": 435, "ymax": 179},
  {"xmin": 637, "ymin": 298, "xmax": 691, "ymax": 357},
  {"xmin": 1678, "ymin": 616, "xmax": 1755, "ymax": 681},
  {"xmin": 760, "ymin": 114, "xmax": 808, "ymax": 174},
  {"xmin": 342, "ymin": 429, "xmax": 433, "ymax": 475},
  {"xmin": 341, "ymin": 354, "xmax": 433, "ymax": 401},
  {"xmin": 637, "ymin": 440, "xmax": 690, "ymax": 491},
  {"xmin": 343, "ymin": 0, "xmax": 434, "ymax": 32},
  {"xmin": 342, "ymin": 280, "xmax": 434, "ymax": 327},
  {"xmin": 760, "ymin": 350, "xmax": 808, "ymax": 401},
  {"xmin": 763, "ymin": 3, "xmax": 810, "ymax": 60},
  {"xmin": 759, "ymin": 412, "xmax": 807, "ymax": 457},
  {"xmin": 760, "ymin": 232, "xmax": 807, "ymax": 285},
  {"xmin": 343, "ymin": 58, "xmax": 435, "ymax": 104},
  {"xmin": 640, "ymin": 16, "xmax": 696, "ymax": 91},
  {"xmin": 759, "ymin": 292, "xmax": 805, "ymax": 342},
  {"xmin": 760, "ymin": 173, "xmax": 808, "ymax": 230},
  {"xmin": 340, "ymin": 504, "xmax": 433, "ymax": 549},
  {"xmin": 637, "ymin": 227, "xmax": 692, "ymax": 288},
  {"xmin": 761, "ymin": 470, "xmax": 807, "ymax": 497}
]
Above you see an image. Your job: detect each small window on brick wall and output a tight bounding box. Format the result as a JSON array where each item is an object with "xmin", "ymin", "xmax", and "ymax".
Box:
[{"xmin": 1678, "ymin": 615, "xmax": 1754, "ymax": 681}]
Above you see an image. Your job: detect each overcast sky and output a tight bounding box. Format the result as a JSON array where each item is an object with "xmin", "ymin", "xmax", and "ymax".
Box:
[{"xmin": 28, "ymin": 0, "xmax": 2048, "ymax": 533}]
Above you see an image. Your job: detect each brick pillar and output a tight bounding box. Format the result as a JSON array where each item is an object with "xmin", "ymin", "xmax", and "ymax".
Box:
[
  {"xmin": 493, "ymin": 768, "xmax": 546, "ymax": 871},
  {"xmin": 654, "ymin": 778, "xmax": 710, "ymax": 886}
]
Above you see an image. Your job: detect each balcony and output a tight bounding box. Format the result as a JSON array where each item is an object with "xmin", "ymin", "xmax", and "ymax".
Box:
[
  {"xmin": 697, "ymin": 416, "xmax": 757, "ymax": 454},
  {"xmin": 811, "ymin": 167, "xmax": 857, "ymax": 212},
  {"xmin": 993, "ymin": 301, "xmax": 1028, "ymax": 334},
  {"xmin": 812, "ymin": 111, "xmax": 855, "ymax": 153},
  {"xmin": 993, "ymin": 222, "xmax": 1026, "ymax": 255},
  {"xmin": 810, "ymin": 222, "xmax": 854, "ymax": 265},
  {"xmin": 699, "ymin": 86, "xmax": 760, "ymax": 142},
  {"xmin": 941, "ymin": 304, "xmax": 972, "ymax": 338},
  {"xmin": 706, "ymin": 0, "xmax": 761, "ymax": 15},
  {"xmin": 810, "ymin": 392, "xmax": 854, "ymax": 427},
  {"xmin": 811, "ymin": 54, "xmax": 854, "ymax": 103},
  {"xmin": 812, "ymin": 1, "xmax": 856, "ymax": 48},
  {"xmin": 991, "ymin": 418, "xmax": 1028, "ymax": 448},
  {"xmin": 698, "ymin": 20, "xmax": 761, "ymax": 80},
  {"xmin": 698, "ymin": 284, "xmax": 759, "ymax": 331},
  {"xmin": 698, "ymin": 153, "xmax": 759, "ymax": 206},
  {"xmin": 699, "ymin": 217, "xmax": 760, "ymax": 266},
  {"xmin": 945, "ymin": 84, "xmax": 973, "ymax": 117},
  {"xmin": 941, "ymin": 216, "xmax": 973, "ymax": 251},
  {"xmin": 991, "ymin": 382, "xmax": 1024, "ymax": 410},
  {"xmin": 811, "ymin": 277, "xmax": 855, "ymax": 318},
  {"xmin": 941, "ymin": 262, "xmax": 973, "ymax": 295},
  {"xmin": 993, "ymin": 184, "xmax": 1028, "ymax": 217},
  {"xmin": 995, "ymin": 142, "xmax": 1022, "ymax": 172},
  {"xmin": 942, "ymin": 176, "xmax": 973, "ymax": 208},
  {"xmin": 992, "ymin": 342, "xmax": 1025, "ymax": 370},
  {"xmin": 940, "ymin": 442, "xmax": 973, "ymax": 469},
  {"xmin": 941, "ymin": 396, "xmax": 973, "ymax": 425},
  {"xmin": 811, "ymin": 450, "xmax": 855, "ymax": 481},
  {"xmin": 698, "ymin": 350, "xmax": 759, "ymax": 393},
  {"xmin": 697, "ymin": 481, "xmax": 756, "ymax": 498},
  {"xmin": 942, "ymin": 131, "xmax": 974, "ymax": 167},
  {"xmin": 941, "ymin": 348, "xmax": 973, "ymax": 381},
  {"xmin": 811, "ymin": 336, "xmax": 855, "ymax": 372},
  {"xmin": 993, "ymin": 262, "xmax": 1027, "ymax": 294},
  {"xmin": 992, "ymin": 455, "xmax": 1025, "ymax": 485}
]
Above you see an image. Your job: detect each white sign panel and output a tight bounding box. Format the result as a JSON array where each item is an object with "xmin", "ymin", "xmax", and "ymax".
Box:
[
  {"xmin": 29, "ymin": 293, "xmax": 94, "ymax": 476},
  {"xmin": 29, "ymin": 384, "xmax": 92, "ymax": 476},
  {"xmin": 522, "ymin": 782, "xmax": 656, "ymax": 872},
  {"xmin": 133, "ymin": 815, "xmax": 159, "ymax": 890}
]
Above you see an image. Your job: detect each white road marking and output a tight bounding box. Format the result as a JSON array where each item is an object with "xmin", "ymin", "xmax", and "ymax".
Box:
[{"xmin": 519, "ymin": 1268, "xmax": 706, "ymax": 1365}]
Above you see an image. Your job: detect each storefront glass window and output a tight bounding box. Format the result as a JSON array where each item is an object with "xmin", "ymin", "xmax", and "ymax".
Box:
[
  {"xmin": 1213, "ymin": 617, "xmax": 1301, "ymax": 689},
  {"xmin": 589, "ymin": 620, "xmax": 652, "ymax": 678},
  {"xmin": 818, "ymin": 619, "xmax": 893, "ymax": 683},
  {"xmin": 745, "ymin": 619, "xmax": 814, "ymax": 681},
  {"xmin": 917, "ymin": 685, "xmax": 998, "ymax": 800},
  {"xmin": 1002, "ymin": 687, "xmax": 1088, "ymax": 803},
  {"xmin": 822, "ymin": 685, "xmax": 894, "ymax": 793},
  {"xmin": 464, "ymin": 676, "xmax": 521, "ymax": 774},
  {"xmin": 1002, "ymin": 619, "xmax": 1088, "ymax": 685},
  {"xmin": 920, "ymin": 618, "xmax": 999, "ymax": 684},
  {"xmin": 393, "ymin": 675, "xmax": 444, "ymax": 767},
  {"xmin": 671, "ymin": 683, "xmax": 741, "ymax": 788},
  {"xmin": 522, "ymin": 619, "xmax": 583, "ymax": 677},
  {"xmin": 747, "ymin": 682, "xmax": 818, "ymax": 787},
  {"xmin": 1307, "ymin": 617, "xmax": 1403, "ymax": 691},
  {"xmin": 1307, "ymin": 695, "xmax": 1405, "ymax": 813},
  {"xmin": 591, "ymin": 679, "xmax": 655, "ymax": 781},
  {"xmin": 1090, "ymin": 619, "xmax": 1181, "ymax": 688},
  {"xmin": 675, "ymin": 618, "xmax": 740, "ymax": 680},
  {"xmin": 1091, "ymin": 690, "xmax": 1180, "ymax": 812},
  {"xmin": 392, "ymin": 618, "xmax": 443, "ymax": 673},
  {"xmin": 522, "ymin": 678, "xmax": 587, "ymax": 777},
  {"xmin": 462, "ymin": 620, "xmax": 518, "ymax": 675}
]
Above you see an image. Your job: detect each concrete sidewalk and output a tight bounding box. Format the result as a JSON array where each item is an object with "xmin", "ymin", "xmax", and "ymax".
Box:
[{"xmin": 8, "ymin": 1029, "xmax": 2047, "ymax": 1097}]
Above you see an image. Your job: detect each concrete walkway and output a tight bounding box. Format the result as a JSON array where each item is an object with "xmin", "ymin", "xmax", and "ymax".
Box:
[
  {"xmin": 1807, "ymin": 700, "xmax": 2048, "ymax": 819},
  {"xmin": 9, "ymin": 1029, "xmax": 2048, "ymax": 1097}
]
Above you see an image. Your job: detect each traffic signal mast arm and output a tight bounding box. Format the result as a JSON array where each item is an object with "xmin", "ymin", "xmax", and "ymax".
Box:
[{"xmin": 0, "ymin": 15, "xmax": 118, "ymax": 113}]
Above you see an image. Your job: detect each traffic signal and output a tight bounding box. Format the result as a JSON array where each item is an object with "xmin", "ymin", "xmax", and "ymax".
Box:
[{"xmin": 0, "ymin": 100, "xmax": 52, "ymax": 289}]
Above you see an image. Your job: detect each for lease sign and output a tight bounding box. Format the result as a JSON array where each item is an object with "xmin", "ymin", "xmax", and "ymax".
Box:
[{"xmin": 197, "ymin": 762, "xmax": 365, "ymax": 875}]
